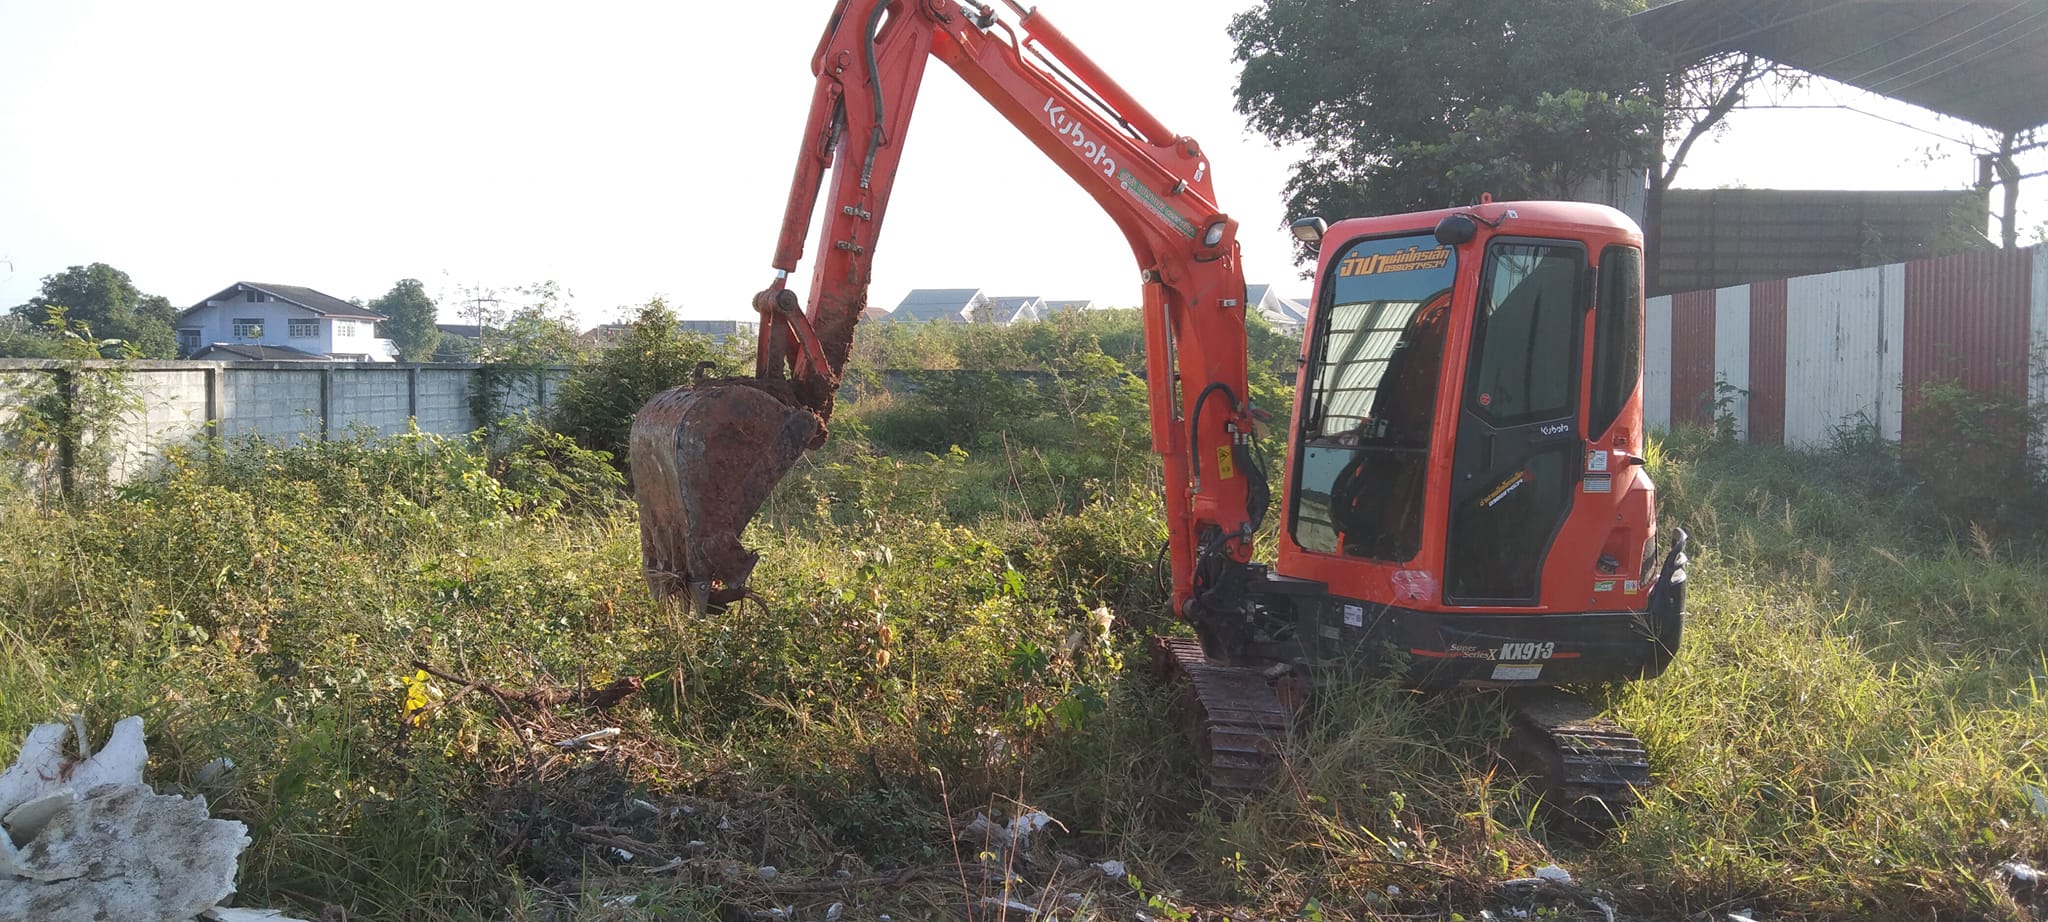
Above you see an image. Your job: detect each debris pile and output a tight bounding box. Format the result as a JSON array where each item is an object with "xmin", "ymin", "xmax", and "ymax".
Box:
[{"xmin": 0, "ymin": 716, "xmax": 306, "ymax": 922}]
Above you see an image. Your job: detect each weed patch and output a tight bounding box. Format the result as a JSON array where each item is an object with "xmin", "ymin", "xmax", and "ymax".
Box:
[{"xmin": 5, "ymin": 409, "xmax": 2048, "ymax": 919}]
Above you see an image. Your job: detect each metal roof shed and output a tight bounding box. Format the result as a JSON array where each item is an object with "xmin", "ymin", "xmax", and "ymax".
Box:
[
  {"xmin": 1632, "ymin": 0, "xmax": 2048, "ymax": 134},
  {"xmin": 1631, "ymin": 0, "xmax": 2048, "ymax": 245}
]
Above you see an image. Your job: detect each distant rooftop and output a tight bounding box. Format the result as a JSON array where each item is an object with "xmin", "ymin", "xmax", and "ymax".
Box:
[
  {"xmin": 183, "ymin": 282, "xmax": 386, "ymax": 321},
  {"xmin": 189, "ymin": 342, "xmax": 330, "ymax": 362},
  {"xmin": 891, "ymin": 288, "xmax": 984, "ymax": 322}
]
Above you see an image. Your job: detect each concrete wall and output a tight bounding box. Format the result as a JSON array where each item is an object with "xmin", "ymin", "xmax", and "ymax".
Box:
[
  {"xmin": 0, "ymin": 361, "xmax": 569, "ymax": 491},
  {"xmin": 1645, "ymin": 245, "xmax": 2042, "ymax": 451}
]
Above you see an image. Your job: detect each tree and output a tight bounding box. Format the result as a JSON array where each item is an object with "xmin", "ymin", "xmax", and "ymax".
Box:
[
  {"xmin": 8, "ymin": 263, "xmax": 178, "ymax": 358},
  {"xmin": 477, "ymin": 281, "xmax": 587, "ymax": 366},
  {"xmin": 1231, "ymin": 0, "xmax": 1665, "ymax": 254},
  {"xmin": 370, "ymin": 279, "xmax": 441, "ymax": 363},
  {"xmin": 551, "ymin": 299, "xmax": 737, "ymax": 464}
]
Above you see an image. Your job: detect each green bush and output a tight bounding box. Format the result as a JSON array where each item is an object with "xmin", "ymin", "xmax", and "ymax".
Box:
[
  {"xmin": 487, "ymin": 417, "xmax": 627, "ymax": 520},
  {"xmin": 551, "ymin": 299, "xmax": 743, "ymax": 464},
  {"xmin": 1901, "ymin": 379, "xmax": 2047, "ymax": 535}
]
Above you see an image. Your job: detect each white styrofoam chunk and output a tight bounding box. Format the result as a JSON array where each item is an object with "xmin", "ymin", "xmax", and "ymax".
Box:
[{"xmin": 0, "ymin": 784, "xmax": 250, "ymax": 920}]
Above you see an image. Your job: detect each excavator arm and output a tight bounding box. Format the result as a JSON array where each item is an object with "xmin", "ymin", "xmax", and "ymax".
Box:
[{"xmin": 632, "ymin": 0, "xmax": 1266, "ymax": 625}]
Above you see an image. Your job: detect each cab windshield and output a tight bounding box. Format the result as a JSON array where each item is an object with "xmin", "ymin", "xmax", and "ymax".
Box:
[{"xmin": 1292, "ymin": 232, "xmax": 1457, "ymax": 561}]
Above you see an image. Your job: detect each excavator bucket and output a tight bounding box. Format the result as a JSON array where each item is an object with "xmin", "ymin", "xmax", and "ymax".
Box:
[{"xmin": 629, "ymin": 382, "xmax": 823, "ymax": 610}]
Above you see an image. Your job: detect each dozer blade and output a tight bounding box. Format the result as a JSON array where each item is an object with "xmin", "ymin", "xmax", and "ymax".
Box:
[{"xmin": 629, "ymin": 382, "xmax": 822, "ymax": 610}]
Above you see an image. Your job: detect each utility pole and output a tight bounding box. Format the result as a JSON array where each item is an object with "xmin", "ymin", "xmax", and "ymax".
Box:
[
  {"xmin": 1995, "ymin": 131, "xmax": 2021, "ymax": 249},
  {"xmin": 465, "ymin": 286, "xmax": 501, "ymax": 359}
]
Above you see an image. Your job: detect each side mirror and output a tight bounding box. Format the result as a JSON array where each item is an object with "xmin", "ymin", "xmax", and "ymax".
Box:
[{"xmin": 1434, "ymin": 214, "xmax": 1479, "ymax": 246}]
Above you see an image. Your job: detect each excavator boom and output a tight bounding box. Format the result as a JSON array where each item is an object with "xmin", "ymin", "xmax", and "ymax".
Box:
[{"xmin": 632, "ymin": 0, "xmax": 1262, "ymax": 614}]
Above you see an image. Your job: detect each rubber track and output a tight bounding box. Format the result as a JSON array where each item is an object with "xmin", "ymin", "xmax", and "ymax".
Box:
[
  {"xmin": 1505, "ymin": 689, "xmax": 1651, "ymax": 826},
  {"xmin": 1152, "ymin": 637, "xmax": 1292, "ymax": 793}
]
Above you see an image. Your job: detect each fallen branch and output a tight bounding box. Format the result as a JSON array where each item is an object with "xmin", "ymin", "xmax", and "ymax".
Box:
[{"xmin": 412, "ymin": 662, "xmax": 644, "ymax": 712}]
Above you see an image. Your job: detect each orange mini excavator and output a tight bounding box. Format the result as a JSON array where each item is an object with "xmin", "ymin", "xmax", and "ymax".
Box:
[{"xmin": 629, "ymin": 0, "xmax": 1687, "ymax": 819}]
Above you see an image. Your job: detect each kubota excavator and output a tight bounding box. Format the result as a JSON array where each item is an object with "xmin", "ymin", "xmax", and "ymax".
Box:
[{"xmin": 629, "ymin": 0, "xmax": 1688, "ymax": 819}]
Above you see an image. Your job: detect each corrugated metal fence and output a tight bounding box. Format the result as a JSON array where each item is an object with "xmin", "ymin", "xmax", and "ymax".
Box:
[{"xmin": 1644, "ymin": 245, "xmax": 2045, "ymax": 448}]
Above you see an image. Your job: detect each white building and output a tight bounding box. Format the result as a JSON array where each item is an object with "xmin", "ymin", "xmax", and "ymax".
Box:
[
  {"xmin": 179, "ymin": 282, "xmax": 395, "ymax": 361},
  {"xmin": 1247, "ymin": 284, "xmax": 1308, "ymax": 334}
]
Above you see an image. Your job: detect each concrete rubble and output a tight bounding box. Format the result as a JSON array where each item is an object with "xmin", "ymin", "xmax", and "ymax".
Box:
[{"xmin": 0, "ymin": 716, "xmax": 309, "ymax": 922}]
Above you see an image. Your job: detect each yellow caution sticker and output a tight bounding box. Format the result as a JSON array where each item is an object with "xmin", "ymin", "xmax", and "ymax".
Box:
[{"xmin": 1216, "ymin": 445, "xmax": 1236, "ymax": 480}]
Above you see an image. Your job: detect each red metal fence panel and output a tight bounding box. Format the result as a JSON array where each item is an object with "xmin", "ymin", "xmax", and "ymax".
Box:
[
  {"xmin": 1901, "ymin": 249, "xmax": 2034, "ymax": 445},
  {"xmin": 1747, "ymin": 279, "xmax": 1788, "ymax": 446},
  {"xmin": 1669, "ymin": 290, "xmax": 1718, "ymax": 427}
]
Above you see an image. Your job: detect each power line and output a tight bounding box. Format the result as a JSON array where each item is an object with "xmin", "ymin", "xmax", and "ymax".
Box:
[
  {"xmin": 1809, "ymin": 3, "xmax": 1977, "ymax": 78},
  {"xmin": 1671, "ymin": 102, "xmax": 1988, "ymax": 148},
  {"xmin": 1842, "ymin": 5, "xmax": 2018, "ymax": 89},
  {"xmin": 1657, "ymin": 0, "xmax": 1867, "ymax": 61},
  {"xmin": 1866, "ymin": 8, "xmax": 2048, "ymax": 99}
]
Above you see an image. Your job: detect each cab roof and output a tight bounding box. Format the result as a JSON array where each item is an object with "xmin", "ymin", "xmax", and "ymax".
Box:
[{"xmin": 1323, "ymin": 201, "xmax": 1643, "ymax": 249}]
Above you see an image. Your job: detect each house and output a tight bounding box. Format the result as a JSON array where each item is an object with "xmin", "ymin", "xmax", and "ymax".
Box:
[
  {"xmin": 1041, "ymin": 299, "xmax": 1096, "ymax": 315},
  {"xmin": 434, "ymin": 323, "xmax": 491, "ymax": 361},
  {"xmin": 179, "ymin": 282, "xmax": 395, "ymax": 361},
  {"xmin": 1247, "ymin": 284, "xmax": 1308, "ymax": 334},
  {"xmin": 678, "ymin": 319, "xmax": 757, "ymax": 345},
  {"xmin": 860, "ymin": 305, "xmax": 892, "ymax": 322},
  {"xmin": 983, "ymin": 296, "xmax": 1044, "ymax": 324},
  {"xmin": 888, "ymin": 288, "xmax": 988, "ymax": 323}
]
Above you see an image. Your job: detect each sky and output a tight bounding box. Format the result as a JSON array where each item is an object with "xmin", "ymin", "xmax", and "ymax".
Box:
[{"xmin": 0, "ymin": 1, "xmax": 2039, "ymax": 329}]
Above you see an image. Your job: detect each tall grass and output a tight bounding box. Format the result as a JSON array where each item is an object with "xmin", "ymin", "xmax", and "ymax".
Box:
[{"xmin": 3, "ymin": 418, "xmax": 2045, "ymax": 920}]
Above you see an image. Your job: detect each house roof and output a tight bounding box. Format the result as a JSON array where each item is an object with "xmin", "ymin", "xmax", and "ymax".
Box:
[
  {"xmin": 890, "ymin": 288, "xmax": 984, "ymax": 322},
  {"xmin": 189, "ymin": 343, "xmax": 331, "ymax": 362},
  {"xmin": 1630, "ymin": 0, "xmax": 2048, "ymax": 133},
  {"xmin": 1042, "ymin": 299, "xmax": 1095, "ymax": 314},
  {"xmin": 184, "ymin": 282, "xmax": 387, "ymax": 321},
  {"xmin": 860, "ymin": 305, "xmax": 892, "ymax": 321},
  {"xmin": 437, "ymin": 323, "xmax": 490, "ymax": 339},
  {"xmin": 1248, "ymin": 284, "xmax": 1308, "ymax": 326},
  {"xmin": 986, "ymin": 296, "xmax": 1044, "ymax": 324}
]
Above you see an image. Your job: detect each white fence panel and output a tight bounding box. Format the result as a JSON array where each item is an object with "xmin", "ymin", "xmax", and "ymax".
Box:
[
  {"xmin": 1784, "ymin": 268, "xmax": 1893, "ymax": 447},
  {"xmin": 1644, "ymin": 295, "xmax": 1673, "ymax": 429}
]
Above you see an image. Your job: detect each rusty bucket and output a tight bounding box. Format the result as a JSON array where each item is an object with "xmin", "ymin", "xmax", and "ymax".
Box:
[{"xmin": 629, "ymin": 382, "xmax": 822, "ymax": 611}]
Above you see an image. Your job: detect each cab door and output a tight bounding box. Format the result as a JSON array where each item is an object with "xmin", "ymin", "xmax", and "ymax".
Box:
[{"xmin": 1443, "ymin": 239, "xmax": 1587, "ymax": 605}]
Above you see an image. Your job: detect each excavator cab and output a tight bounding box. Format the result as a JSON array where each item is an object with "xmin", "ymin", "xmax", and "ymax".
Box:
[{"xmin": 1272, "ymin": 201, "xmax": 1686, "ymax": 689}]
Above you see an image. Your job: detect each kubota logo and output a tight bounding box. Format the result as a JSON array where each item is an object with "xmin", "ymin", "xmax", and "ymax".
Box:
[
  {"xmin": 1539, "ymin": 422, "xmax": 1572, "ymax": 437},
  {"xmin": 1044, "ymin": 98, "xmax": 1117, "ymax": 178}
]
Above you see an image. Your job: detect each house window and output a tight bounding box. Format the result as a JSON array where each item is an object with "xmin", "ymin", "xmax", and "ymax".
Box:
[
  {"xmin": 232, "ymin": 318, "xmax": 263, "ymax": 339},
  {"xmin": 246, "ymin": 291, "xmax": 270, "ymax": 303},
  {"xmin": 177, "ymin": 328, "xmax": 200, "ymax": 354},
  {"xmin": 288, "ymin": 319, "xmax": 319, "ymax": 338},
  {"xmin": 334, "ymin": 320, "xmax": 357, "ymax": 337}
]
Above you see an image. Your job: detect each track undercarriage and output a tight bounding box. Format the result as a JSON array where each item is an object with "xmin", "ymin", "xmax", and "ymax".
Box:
[
  {"xmin": 1149, "ymin": 637, "xmax": 1654, "ymax": 823},
  {"xmin": 1151, "ymin": 537, "xmax": 1685, "ymax": 823}
]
